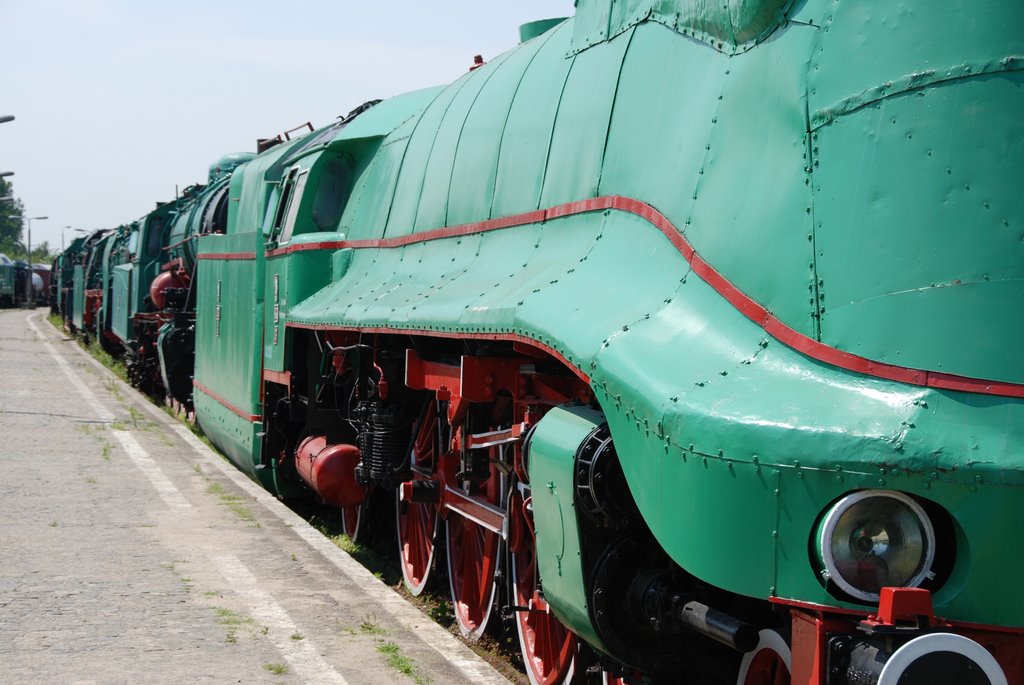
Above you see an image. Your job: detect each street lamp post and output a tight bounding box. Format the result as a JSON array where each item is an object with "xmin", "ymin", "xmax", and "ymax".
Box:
[
  {"xmin": 7, "ymin": 214, "xmax": 48, "ymax": 306},
  {"xmin": 62, "ymin": 225, "xmax": 85, "ymax": 252}
]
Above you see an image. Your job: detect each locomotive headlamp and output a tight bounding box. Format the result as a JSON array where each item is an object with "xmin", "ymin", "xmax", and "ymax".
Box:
[{"xmin": 816, "ymin": 490, "xmax": 935, "ymax": 602}]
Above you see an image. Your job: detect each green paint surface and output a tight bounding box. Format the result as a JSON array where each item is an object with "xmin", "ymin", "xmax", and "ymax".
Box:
[{"xmin": 188, "ymin": 0, "xmax": 1024, "ymax": 640}]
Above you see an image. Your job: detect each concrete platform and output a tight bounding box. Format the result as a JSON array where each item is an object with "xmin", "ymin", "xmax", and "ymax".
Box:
[{"xmin": 0, "ymin": 308, "xmax": 510, "ymax": 685}]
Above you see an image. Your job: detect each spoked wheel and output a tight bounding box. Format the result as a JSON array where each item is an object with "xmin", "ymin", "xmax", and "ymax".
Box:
[
  {"xmin": 736, "ymin": 629, "xmax": 791, "ymax": 685},
  {"xmin": 396, "ymin": 404, "xmax": 440, "ymax": 596},
  {"xmin": 509, "ymin": 486, "xmax": 577, "ymax": 685},
  {"xmin": 446, "ymin": 457, "xmax": 504, "ymax": 639}
]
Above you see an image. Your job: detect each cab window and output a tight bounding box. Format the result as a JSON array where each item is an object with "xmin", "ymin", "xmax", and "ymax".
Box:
[{"xmin": 278, "ymin": 170, "xmax": 309, "ymax": 244}]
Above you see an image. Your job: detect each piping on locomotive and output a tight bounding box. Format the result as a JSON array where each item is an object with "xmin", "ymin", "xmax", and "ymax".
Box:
[{"xmin": 59, "ymin": 1, "xmax": 1024, "ymax": 683}]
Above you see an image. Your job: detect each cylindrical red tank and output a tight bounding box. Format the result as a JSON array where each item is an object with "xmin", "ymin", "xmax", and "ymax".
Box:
[
  {"xmin": 149, "ymin": 270, "xmax": 187, "ymax": 309},
  {"xmin": 294, "ymin": 436, "xmax": 366, "ymax": 508}
]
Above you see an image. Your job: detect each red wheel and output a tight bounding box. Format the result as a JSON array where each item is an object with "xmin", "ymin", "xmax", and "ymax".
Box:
[
  {"xmin": 509, "ymin": 487, "xmax": 577, "ymax": 685},
  {"xmin": 736, "ymin": 629, "xmax": 791, "ymax": 685},
  {"xmin": 446, "ymin": 460, "xmax": 504, "ymax": 639},
  {"xmin": 396, "ymin": 405, "xmax": 439, "ymax": 596}
]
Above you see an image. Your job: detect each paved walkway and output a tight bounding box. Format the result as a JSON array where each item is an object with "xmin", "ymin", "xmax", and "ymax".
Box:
[{"xmin": 0, "ymin": 308, "xmax": 509, "ymax": 685}]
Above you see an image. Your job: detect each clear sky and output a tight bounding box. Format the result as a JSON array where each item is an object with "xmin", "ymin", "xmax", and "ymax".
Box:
[{"xmin": 0, "ymin": 1, "xmax": 576, "ymax": 251}]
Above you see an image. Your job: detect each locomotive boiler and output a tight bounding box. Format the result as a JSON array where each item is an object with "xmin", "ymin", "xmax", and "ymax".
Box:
[{"xmin": 61, "ymin": 1, "xmax": 1024, "ymax": 683}]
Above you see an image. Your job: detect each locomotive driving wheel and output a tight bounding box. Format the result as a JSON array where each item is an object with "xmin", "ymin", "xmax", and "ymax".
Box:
[
  {"xmin": 735, "ymin": 629, "xmax": 791, "ymax": 685},
  {"xmin": 396, "ymin": 403, "xmax": 440, "ymax": 595},
  {"xmin": 509, "ymin": 484, "xmax": 577, "ymax": 685},
  {"xmin": 445, "ymin": 446, "xmax": 505, "ymax": 639}
]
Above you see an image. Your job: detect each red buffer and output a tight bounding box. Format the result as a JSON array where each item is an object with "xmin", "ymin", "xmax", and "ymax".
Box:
[
  {"xmin": 148, "ymin": 271, "xmax": 185, "ymax": 310},
  {"xmin": 294, "ymin": 435, "xmax": 366, "ymax": 509}
]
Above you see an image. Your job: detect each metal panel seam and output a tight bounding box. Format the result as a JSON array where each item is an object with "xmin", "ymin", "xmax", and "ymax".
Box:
[
  {"xmin": 595, "ymin": 25, "xmax": 638, "ymax": 193},
  {"xmin": 193, "ymin": 380, "xmax": 263, "ymax": 422},
  {"xmin": 487, "ymin": 23, "xmax": 566, "ymax": 220},
  {"xmin": 535, "ymin": 48, "xmax": 579, "ymax": 211},
  {"xmin": 811, "ymin": 56, "xmax": 1024, "ymax": 130},
  {"xmin": 398, "ymin": 76, "xmax": 475, "ymax": 234},
  {"xmin": 442, "ymin": 52, "xmax": 514, "ymax": 226}
]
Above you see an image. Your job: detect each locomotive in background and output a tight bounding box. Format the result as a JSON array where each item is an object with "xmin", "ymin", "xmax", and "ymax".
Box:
[
  {"xmin": 1, "ymin": 254, "xmax": 49, "ymax": 308},
  {"xmin": 56, "ymin": 1, "xmax": 1024, "ymax": 683}
]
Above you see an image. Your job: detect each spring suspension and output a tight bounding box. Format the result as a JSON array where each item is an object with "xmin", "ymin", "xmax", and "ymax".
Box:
[{"xmin": 354, "ymin": 401, "xmax": 408, "ymax": 486}]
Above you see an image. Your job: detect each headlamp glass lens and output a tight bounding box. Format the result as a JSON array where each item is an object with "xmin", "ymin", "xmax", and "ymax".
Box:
[{"xmin": 821, "ymin": 491, "xmax": 934, "ymax": 601}]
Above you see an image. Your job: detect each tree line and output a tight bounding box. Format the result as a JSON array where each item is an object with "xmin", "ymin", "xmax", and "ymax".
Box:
[{"xmin": 0, "ymin": 178, "xmax": 57, "ymax": 263}]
